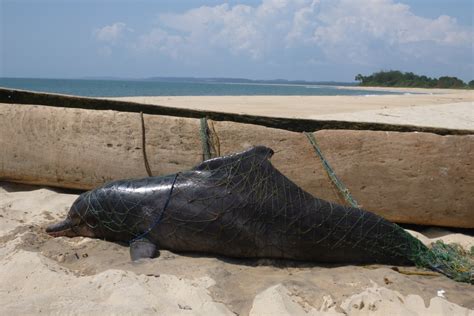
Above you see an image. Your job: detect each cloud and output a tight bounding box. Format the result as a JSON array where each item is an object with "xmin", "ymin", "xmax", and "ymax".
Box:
[
  {"xmin": 131, "ymin": 0, "xmax": 471, "ymax": 69},
  {"xmin": 94, "ymin": 22, "xmax": 129, "ymax": 43},
  {"xmin": 308, "ymin": 0, "xmax": 472, "ymax": 65},
  {"xmin": 134, "ymin": 28, "xmax": 184, "ymax": 59},
  {"xmin": 88, "ymin": 0, "xmax": 469, "ymax": 80},
  {"xmin": 136, "ymin": 1, "xmax": 311, "ymax": 60}
]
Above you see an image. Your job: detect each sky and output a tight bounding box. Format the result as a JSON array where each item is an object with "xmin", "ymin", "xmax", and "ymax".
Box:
[{"xmin": 1, "ymin": 0, "xmax": 473, "ymax": 82}]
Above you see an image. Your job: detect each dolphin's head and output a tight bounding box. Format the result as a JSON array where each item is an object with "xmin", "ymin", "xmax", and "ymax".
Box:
[{"xmin": 46, "ymin": 192, "xmax": 100, "ymax": 239}]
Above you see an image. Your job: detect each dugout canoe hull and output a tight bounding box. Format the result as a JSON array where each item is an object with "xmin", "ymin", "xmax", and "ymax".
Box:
[{"xmin": 1, "ymin": 101, "xmax": 473, "ymax": 228}]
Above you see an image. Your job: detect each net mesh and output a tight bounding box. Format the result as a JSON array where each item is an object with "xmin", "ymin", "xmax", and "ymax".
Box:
[{"xmin": 69, "ymin": 146, "xmax": 473, "ymax": 283}]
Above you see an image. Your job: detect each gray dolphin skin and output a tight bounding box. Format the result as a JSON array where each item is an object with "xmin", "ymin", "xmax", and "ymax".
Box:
[{"xmin": 47, "ymin": 146, "xmax": 431, "ymax": 266}]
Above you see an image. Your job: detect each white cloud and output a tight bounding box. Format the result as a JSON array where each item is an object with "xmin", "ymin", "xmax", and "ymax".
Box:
[
  {"xmin": 116, "ymin": 0, "xmax": 471, "ymax": 80},
  {"xmin": 135, "ymin": 28, "xmax": 184, "ymax": 59},
  {"xmin": 137, "ymin": 1, "xmax": 313, "ymax": 60},
  {"xmin": 308, "ymin": 0, "xmax": 472, "ymax": 65},
  {"xmin": 94, "ymin": 22, "xmax": 129, "ymax": 43},
  {"xmin": 131, "ymin": 0, "xmax": 471, "ymax": 68}
]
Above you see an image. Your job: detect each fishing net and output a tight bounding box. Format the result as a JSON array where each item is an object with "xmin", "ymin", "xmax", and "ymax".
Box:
[
  {"xmin": 65, "ymin": 146, "xmax": 472, "ymax": 283},
  {"xmin": 419, "ymin": 240, "xmax": 474, "ymax": 283}
]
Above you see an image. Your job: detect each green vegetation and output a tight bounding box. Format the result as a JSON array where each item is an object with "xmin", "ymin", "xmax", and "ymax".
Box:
[{"xmin": 355, "ymin": 70, "xmax": 472, "ymax": 89}]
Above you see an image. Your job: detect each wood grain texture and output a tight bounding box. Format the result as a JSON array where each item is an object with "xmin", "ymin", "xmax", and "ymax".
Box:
[{"xmin": 0, "ymin": 103, "xmax": 202, "ymax": 189}]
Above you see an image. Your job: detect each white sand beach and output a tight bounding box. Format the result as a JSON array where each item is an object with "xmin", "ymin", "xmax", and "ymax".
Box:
[
  {"xmin": 1, "ymin": 88, "xmax": 473, "ymax": 315},
  {"xmin": 110, "ymin": 87, "xmax": 473, "ymax": 130},
  {"xmin": 1, "ymin": 182, "xmax": 473, "ymax": 315}
]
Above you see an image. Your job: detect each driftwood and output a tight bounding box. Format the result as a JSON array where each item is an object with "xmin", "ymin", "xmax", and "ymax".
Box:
[{"xmin": 1, "ymin": 102, "xmax": 473, "ymax": 228}]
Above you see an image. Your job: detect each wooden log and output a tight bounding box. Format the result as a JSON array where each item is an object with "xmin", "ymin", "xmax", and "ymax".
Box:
[
  {"xmin": 0, "ymin": 103, "xmax": 203, "ymax": 189},
  {"xmin": 1, "ymin": 103, "xmax": 473, "ymax": 228}
]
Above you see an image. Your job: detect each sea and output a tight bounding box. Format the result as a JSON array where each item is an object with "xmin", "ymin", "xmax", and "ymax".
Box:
[{"xmin": 0, "ymin": 78, "xmax": 401, "ymax": 97}]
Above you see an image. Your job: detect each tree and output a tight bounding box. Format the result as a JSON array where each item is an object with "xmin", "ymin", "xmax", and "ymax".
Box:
[
  {"xmin": 436, "ymin": 76, "xmax": 465, "ymax": 88},
  {"xmin": 355, "ymin": 70, "xmax": 467, "ymax": 89},
  {"xmin": 355, "ymin": 74, "xmax": 364, "ymax": 82}
]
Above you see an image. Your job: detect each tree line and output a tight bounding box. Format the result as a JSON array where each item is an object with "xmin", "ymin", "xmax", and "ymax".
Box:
[{"xmin": 355, "ymin": 71, "xmax": 473, "ymax": 89}]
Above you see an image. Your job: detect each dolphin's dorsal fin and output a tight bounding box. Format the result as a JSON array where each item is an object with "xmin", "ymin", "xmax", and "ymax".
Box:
[{"xmin": 193, "ymin": 146, "xmax": 274, "ymax": 172}]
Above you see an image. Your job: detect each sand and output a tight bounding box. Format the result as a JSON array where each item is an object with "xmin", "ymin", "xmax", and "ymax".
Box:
[
  {"xmin": 1, "ymin": 181, "xmax": 473, "ymax": 315},
  {"xmin": 109, "ymin": 87, "xmax": 473, "ymax": 131},
  {"xmin": 2, "ymin": 88, "xmax": 473, "ymax": 315}
]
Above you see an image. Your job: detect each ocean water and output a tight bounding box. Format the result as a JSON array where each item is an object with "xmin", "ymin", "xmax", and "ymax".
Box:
[{"xmin": 0, "ymin": 78, "xmax": 400, "ymax": 97}]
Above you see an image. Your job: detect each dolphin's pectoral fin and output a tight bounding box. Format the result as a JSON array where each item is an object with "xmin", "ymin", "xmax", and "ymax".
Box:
[{"xmin": 130, "ymin": 238, "xmax": 157, "ymax": 261}]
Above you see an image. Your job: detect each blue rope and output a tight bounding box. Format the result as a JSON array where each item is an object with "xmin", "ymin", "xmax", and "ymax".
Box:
[{"xmin": 129, "ymin": 172, "xmax": 180, "ymax": 244}]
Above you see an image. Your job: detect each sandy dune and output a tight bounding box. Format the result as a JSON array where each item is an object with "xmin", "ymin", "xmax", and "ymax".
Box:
[{"xmin": 1, "ymin": 182, "xmax": 473, "ymax": 315}]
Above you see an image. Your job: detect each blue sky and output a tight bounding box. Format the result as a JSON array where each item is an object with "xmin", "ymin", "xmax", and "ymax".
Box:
[{"xmin": 1, "ymin": 0, "xmax": 473, "ymax": 81}]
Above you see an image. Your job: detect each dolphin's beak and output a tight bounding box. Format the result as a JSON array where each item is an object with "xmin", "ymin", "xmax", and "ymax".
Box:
[{"xmin": 46, "ymin": 218, "xmax": 74, "ymax": 237}]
